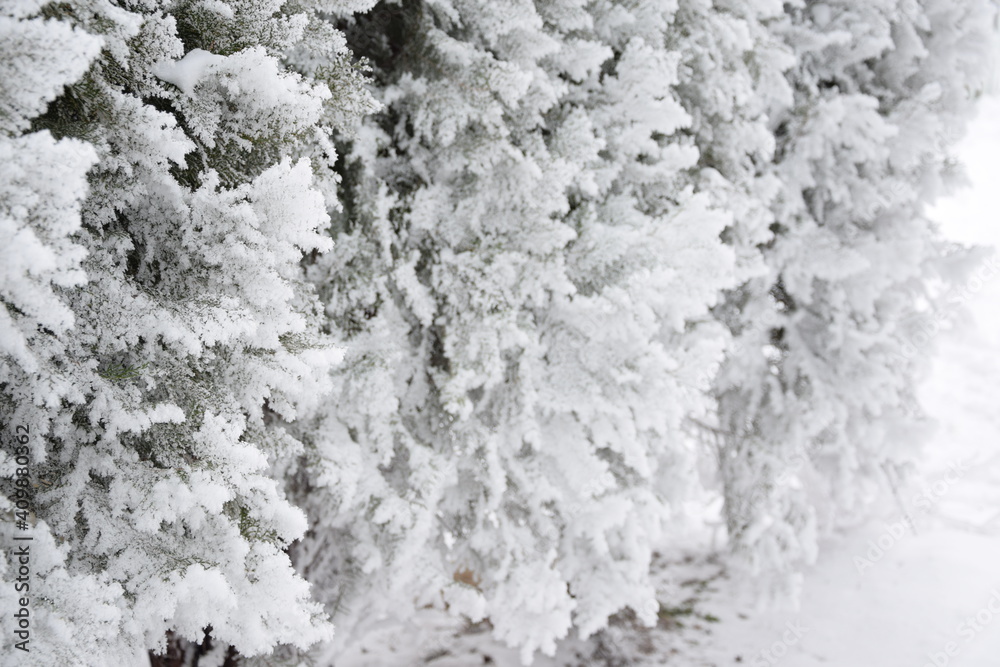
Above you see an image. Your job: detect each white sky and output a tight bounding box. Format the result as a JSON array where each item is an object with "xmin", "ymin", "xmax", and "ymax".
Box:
[{"xmin": 929, "ymin": 93, "xmax": 1000, "ymax": 249}]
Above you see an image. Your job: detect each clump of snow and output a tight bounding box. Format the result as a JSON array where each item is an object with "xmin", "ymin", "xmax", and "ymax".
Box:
[{"xmin": 152, "ymin": 48, "xmax": 224, "ymax": 95}]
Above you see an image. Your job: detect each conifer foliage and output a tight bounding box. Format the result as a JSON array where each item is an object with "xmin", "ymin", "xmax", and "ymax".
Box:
[
  {"xmin": 0, "ymin": 0, "xmax": 996, "ymax": 665},
  {"xmin": 291, "ymin": 1, "xmax": 742, "ymax": 661},
  {"xmin": 0, "ymin": 0, "xmax": 376, "ymax": 663},
  {"xmin": 710, "ymin": 0, "xmax": 999, "ymax": 595}
]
